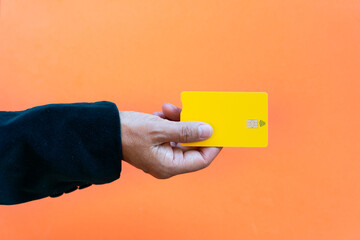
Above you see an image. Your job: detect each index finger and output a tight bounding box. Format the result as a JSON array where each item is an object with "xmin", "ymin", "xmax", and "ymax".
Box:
[{"xmin": 162, "ymin": 103, "xmax": 182, "ymax": 121}]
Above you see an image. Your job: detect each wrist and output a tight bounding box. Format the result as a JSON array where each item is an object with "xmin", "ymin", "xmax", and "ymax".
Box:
[{"xmin": 119, "ymin": 111, "xmax": 132, "ymax": 164}]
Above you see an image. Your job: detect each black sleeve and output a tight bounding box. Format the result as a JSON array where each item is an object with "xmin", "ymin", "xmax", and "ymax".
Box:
[{"xmin": 0, "ymin": 101, "xmax": 122, "ymax": 205}]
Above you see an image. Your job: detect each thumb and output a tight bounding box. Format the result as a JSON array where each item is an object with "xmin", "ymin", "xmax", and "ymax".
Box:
[{"xmin": 157, "ymin": 121, "xmax": 213, "ymax": 143}]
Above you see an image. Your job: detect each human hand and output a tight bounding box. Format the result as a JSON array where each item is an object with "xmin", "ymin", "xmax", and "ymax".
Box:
[{"xmin": 119, "ymin": 103, "xmax": 222, "ymax": 179}]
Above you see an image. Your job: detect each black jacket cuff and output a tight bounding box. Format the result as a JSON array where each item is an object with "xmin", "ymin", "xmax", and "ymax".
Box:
[{"xmin": 0, "ymin": 101, "xmax": 122, "ymax": 205}]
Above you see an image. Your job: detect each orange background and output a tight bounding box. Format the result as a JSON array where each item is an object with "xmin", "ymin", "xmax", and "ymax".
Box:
[{"xmin": 1, "ymin": 0, "xmax": 360, "ymax": 239}]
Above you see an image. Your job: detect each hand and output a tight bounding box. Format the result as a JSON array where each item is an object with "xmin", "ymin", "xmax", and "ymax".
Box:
[{"xmin": 119, "ymin": 103, "xmax": 222, "ymax": 179}]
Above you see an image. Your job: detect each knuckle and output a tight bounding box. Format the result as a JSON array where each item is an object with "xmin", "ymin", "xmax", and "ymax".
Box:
[
  {"xmin": 200, "ymin": 154, "xmax": 212, "ymax": 168},
  {"xmin": 148, "ymin": 125, "xmax": 166, "ymax": 142},
  {"xmin": 180, "ymin": 125, "xmax": 193, "ymax": 142}
]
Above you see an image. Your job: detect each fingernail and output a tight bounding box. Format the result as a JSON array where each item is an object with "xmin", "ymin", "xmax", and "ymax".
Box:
[{"xmin": 198, "ymin": 124, "xmax": 213, "ymax": 140}]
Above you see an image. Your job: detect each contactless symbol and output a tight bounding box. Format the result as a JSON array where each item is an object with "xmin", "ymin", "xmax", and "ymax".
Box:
[{"xmin": 259, "ymin": 120, "xmax": 266, "ymax": 127}]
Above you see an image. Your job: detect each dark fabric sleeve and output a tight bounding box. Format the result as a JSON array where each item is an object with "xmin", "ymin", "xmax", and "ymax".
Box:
[{"xmin": 0, "ymin": 101, "xmax": 122, "ymax": 205}]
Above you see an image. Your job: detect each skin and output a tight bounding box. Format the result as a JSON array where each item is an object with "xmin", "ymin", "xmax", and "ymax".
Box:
[{"xmin": 119, "ymin": 103, "xmax": 222, "ymax": 179}]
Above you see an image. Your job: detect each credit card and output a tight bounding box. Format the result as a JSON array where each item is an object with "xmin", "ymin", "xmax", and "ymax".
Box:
[{"xmin": 180, "ymin": 91, "xmax": 268, "ymax": 147}]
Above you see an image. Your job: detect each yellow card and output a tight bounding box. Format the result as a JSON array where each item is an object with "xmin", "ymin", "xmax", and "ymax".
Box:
[{"xmin": 180, "ymin": 92, "xmax": 268, "ymax": 147}]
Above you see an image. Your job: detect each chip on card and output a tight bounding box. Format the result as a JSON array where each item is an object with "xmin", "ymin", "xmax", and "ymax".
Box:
[{"xmin": 180, "ymin": 92, "xmax": 268, "ymax": 147}]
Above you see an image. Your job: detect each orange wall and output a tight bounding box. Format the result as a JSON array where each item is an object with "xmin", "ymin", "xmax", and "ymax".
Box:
[{"xmin": 1, "ymin": 0, "xmax": 360, "ymax": 239}]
